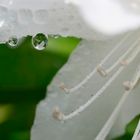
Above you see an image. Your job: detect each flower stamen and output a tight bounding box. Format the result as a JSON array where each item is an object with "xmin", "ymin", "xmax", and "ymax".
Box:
[
  {"xmin": 95, "ymin": 63, "xmax": 140, "ymax": 140},
  {"xmin": 96, "ymin": 65, "xmax": 108, "ymax": 77},
  {"xmin": 52, "ymin": 106, "xmax": 64, "ymax": 121},
  {"xmin": 60, "ymin": 33, "xmax": 139, "ymax": 94},
  {"xmin": 52, "ymin": 41, "xmax": 140, "ymax": 121}
]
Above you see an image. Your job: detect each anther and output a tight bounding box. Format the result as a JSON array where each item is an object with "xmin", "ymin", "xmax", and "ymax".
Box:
[
  {"xmin": 52, "ymin": 106, "xmax": 64, "ymax": 121},
  {"xmin": 59, "ymin": 83, "xmax": 69, "ymax": 93},
  {"xmin": 96, "ymin": 65, "xmax": 108, "ymax": 77},
  {"xmin": 120, "ymin": 60, "xmax": 129, "ymax": 66},
  {"xmin": 123, "ymin": 81, "xmax": 133, "ymax": 91}
]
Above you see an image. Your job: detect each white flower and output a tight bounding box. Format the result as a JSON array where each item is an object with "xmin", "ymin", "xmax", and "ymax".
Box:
[
  {"xmin": 0, "ymin": 0, "xmax": 140, "ymax": 140},
  {"xmin": 1, "ymin": 0, "xmax": 140, "ymax": 40}
]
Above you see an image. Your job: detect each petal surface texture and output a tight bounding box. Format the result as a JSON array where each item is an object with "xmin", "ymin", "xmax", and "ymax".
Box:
[
  {"xmin": 31, "ymin": 30, "xmax": 140, "ymax": 140},
  {"xmin": 1, "ymin": 0, "xmax": 140, "ymax": 40}
]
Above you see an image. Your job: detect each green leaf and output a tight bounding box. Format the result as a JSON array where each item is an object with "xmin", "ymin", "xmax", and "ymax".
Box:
[
  {"xmin": 112, "ymin": 114, "xmax": 140, "ymax": 140},
  {"xmin": 0, "ymin": 36, "xmax": 80, "ymax": 140}
]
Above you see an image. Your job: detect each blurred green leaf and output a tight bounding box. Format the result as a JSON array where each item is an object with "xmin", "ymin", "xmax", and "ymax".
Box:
[
  {"xmin": 112, "ymin": 114, "xmax": 140, "ymax": 140},
  {"xmin": 0, "ymin": 36, "xmax": 80, "ymax": 103},
  {"xmin": 0, "ymin": 36, "xmax": 80, "ymax": 140}
]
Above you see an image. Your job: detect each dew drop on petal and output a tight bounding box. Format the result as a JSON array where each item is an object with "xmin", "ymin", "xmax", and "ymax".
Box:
[
  {"xmin": 49, "ymin": 34, "xmax": 60, "ymax": 39},
  {"xmin": 53, "ymin": 35, "xmax": 60, "ymax": 39},
  {"xmin": 32, "ymin": 33, "xmax": 48, "ymax": 50},
  {"xmin": 7, "ymin": 36, "xmax": 18, "ymax": 48}
]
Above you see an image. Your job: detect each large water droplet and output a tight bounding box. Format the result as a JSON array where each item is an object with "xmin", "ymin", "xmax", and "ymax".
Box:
[
  {"xmin": 7, "ymin": 36, "xmax": 18, "ymax": 48},
  {"xmin": 32, "ymin": 33, "xmax": 48, "ymax": 50}
]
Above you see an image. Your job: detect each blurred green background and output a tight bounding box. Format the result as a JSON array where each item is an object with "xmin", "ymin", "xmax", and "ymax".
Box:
[
  {"xmin": 0, "ymin": 36, "xmax": 139, "ymax": 140},
  {"xmin": 0, "ymin": 36, "xmax": 80, "ymax": 140}
]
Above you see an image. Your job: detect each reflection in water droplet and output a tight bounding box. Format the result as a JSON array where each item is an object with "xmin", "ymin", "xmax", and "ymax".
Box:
[
  {"xmin": 32, "ymin": 33, "xmax": 48, "ymax": 50},
  {"xmin": 7, "ymin": 36, "xmax": 18, "ymax": 48}
]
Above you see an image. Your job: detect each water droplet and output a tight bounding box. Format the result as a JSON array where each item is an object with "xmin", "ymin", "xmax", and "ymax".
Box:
[
  {"xmin": 54, "ymin": 35, "xmax": 60, "ymax": 39},
  {"xmin": 7, "ymin": 36, "xmax": 18, "ymax": 48},
  {"xmin": 32, "ymin": 33, "xmax": 48, "ymax": 50},
  {"xmin": 49, "ymin": 34, "xmax": 60, "ymax": 39}
]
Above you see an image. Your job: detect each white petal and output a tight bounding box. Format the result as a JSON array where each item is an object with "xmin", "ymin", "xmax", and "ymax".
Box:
[
  {"xmin": 67, "ymin": 0, "xmax": 140, "ymax": 35},
  {"xmin": 1, "ymin": 0, "xmax": 140, "ymax": 41},
  {"xmin": 0, "ymin": 0, "xmax": 107, "ymax": 41},
  {"xmin": 31, "ymin": 31, "xmax": 140, "ymax": 140}
]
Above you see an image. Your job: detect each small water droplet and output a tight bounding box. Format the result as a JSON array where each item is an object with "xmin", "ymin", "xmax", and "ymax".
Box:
[
  {"xmin": 32, "ymin": 33, "xmax": 48, "ymax": 50},
  {"xmin": 7, "ymin": 36, "xmax": 18, "ymax": 48},
  {"xmin": 54, "ymin": 35, "xmax": 59, "ymax": 39},
  {"xmin": 49, "ymin": 34, "xmax": 60, "ymax": 39}
]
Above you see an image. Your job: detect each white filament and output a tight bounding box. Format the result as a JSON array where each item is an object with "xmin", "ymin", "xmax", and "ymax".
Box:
[
  {"xmin": 106, "ymin": 39, "xmax": 139, "ymax": 73},
  {"xmin": 62, "ymin": 67, "xmax": 124, "ymax": 121},
  {"xmin": 95, "ymin": 64, "xmax": 140, "ymax": 140},
  {"xmin": 62, "ymin": 32, "xmax": 139, "ymax": 93},
  {"xmin": 68, "ymin": 33, "xmax": 130, "ymax": 93},
  {"xmin": 127, "ymin": 48, "xmax": 140, "ymax": 66},
  {"xmin": 95, "ymin": 91, "xmax": 130, "ymax": 140},
  {"xmin": 57, "ymin": 43, "xmax": 140, "ymax": 121}
]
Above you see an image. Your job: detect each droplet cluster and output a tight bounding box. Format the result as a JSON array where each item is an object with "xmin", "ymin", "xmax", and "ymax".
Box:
[{"xmin": 5, "ymin": 33, "xmax": 48, "ymax": 50}]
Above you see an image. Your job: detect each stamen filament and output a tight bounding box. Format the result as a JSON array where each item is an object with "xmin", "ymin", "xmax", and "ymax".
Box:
[
  {"xmin": 106, "ymin": 40, "xmax": 139, "ymax": 73},
  {"xmin": 53, "ymin": 43, "xmax": 140, "ymax": 121},
  {"xmin": 61, "ymin": 33, "xmax": 139, "ymax": 93},
  {"xmin": 57, "ymin": 67, "xmax": 124, "ymax": 121},
  {"xmin": 67, "ymin": 34, "xmax": 131, "ymax": 93},
  {"xmin": 95, "ymin": 91, "xmax": 130, "ymax": 140},
  {"xmin": 95, "ymin": 63, "xmax": 140, "ymax": 140}
]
